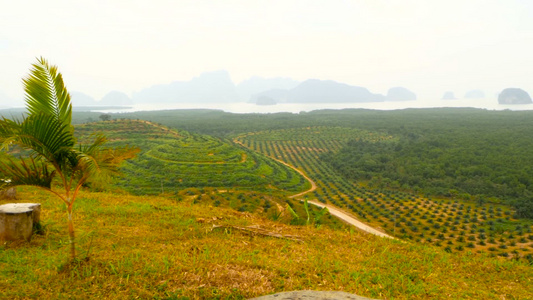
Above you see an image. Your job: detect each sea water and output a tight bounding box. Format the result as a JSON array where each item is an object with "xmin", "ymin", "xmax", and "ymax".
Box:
[{"xmin": 89, "ymin": 98, "xmax": 533, "ymax": 114}]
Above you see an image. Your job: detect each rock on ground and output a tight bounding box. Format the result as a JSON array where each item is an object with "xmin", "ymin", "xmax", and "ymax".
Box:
[{"xmin": 250, "ymin": 290, "xmax": 379, "ymax": 300}]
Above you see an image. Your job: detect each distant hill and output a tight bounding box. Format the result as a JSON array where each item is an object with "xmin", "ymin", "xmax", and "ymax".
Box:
[
  {"xmin": 237, "ymin": 76, "xmax": 299, "ymax": 102},
  {"xmin": 386, "ymin": 87, "xmax": 417, "ymax": 101},
  {"xmin": 100, "ymin": 91, "xmax": 133, "ymax": 106},
  {"xmin": 464, "ymin": 89, "xmax": 485, "ymax": 99},
  {"xmin": 250, "ymin": 89, "xmax": 289, "ymax": 104},
  {"xmin": 248, "ymin": 79, "xmax": 388, "ymax": 104},
  {"xmin": 498, "ymin": 88, "xmax": 532, "ymax": 104},
  {"xmin": 132, "ymin": 75, "xmax": 385, "ymax": 105},
  {"xmin": 71, "ymin": 91, "xmax": 98, "ymax": 106},
  {"xmin": 442, "ymin": 91, "xmax": 456, "ymax": 100},
  {"xmin": 286, "ymin": 79, "xmax": 384, "ymax": 103},
  {"xmin": 133, "ymin": 70, "xmax": 239, "ymax": 103}
]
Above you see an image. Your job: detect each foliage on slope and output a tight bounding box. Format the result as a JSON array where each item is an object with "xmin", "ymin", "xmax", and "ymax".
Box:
[
  {"xmin": 85, "ymin": 109, "xmax": 533, "ymax": 215},
  {"xmin": 75, "ymin": 119, "xmax": 310, "ymax": 195}
]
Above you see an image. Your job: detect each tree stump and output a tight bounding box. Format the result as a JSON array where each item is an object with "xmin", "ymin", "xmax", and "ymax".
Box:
[{"xmin": 0, "ymin": 203, "xmax": 41, "ymax": 242}]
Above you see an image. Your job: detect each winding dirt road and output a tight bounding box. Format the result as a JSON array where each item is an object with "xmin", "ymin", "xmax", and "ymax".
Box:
[
  {"xmin": 278, "ymin": 157, "xmax": 393, "ymax": 239},
  {"xmin": 233, "ymin": 137, "xmax": 394, "ymax": 239},
  {"xmin": 305, "ymin": 200, "xmax": 393, "ymax": 238}
]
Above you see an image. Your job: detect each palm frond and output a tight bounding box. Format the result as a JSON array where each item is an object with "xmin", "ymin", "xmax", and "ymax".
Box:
[
  {"xmin": 0, "ymin": 117, "xmax": 21, "ymax": 144},
  {"xmin": 0, "ymin": 117, "xmax": 23, "ymax": 150},
  {"xmin": 89, "ymin": 144, "xmax": 139, "ymax": 175},
  {"xmin": 15, "ymin": 113, "xmax": 76, "ymax": 168},
  {"xmin": 22, "ymin": 57, "xmax": 72, "ymax": 127},
  {"xmin": 80, "ymin": 133, "xmax": 108, "ymax": 155},
  {"xmin": 0, "ymin": 117, "xmax": 19, "ymax": 137},
  {"xmin": 0, "ymin": 155, "xmax": 54, "ymax": 189},
  {"xmin": 75, "ymin": 141, "xmax": 139, "ymax": 186}
]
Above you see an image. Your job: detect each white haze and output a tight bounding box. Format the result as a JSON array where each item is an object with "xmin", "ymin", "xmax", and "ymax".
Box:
[{"xmin": 2, "ymin": 0, "xmax": 533, "ymax": 109}]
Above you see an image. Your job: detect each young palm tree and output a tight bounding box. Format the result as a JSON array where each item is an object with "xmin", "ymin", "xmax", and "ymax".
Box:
[{"xmin": 0, "ymin": 57, "xmax": 138, "ymax": 260}]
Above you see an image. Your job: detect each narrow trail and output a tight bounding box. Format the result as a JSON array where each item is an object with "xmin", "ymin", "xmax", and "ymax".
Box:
[
  {"xmin": 279, "ymin": 158, "xmax": 394, "ymax": 239},
  {"xmin": 306, "ymin": 200, "xmax": 393, "ymax": 239},
  {"xmin": 232, "ymin": 137, "xmax": 394, "ymax": 239}
]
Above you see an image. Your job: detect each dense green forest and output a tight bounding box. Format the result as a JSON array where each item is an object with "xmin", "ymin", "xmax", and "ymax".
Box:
[
  {"xmin": 321, "ymin": 133, "xmax": 533, "ymax": 217},
  {"xmin": 314, "ymin": 110, "xmax": 533, "ymax": 218},
  {"xmin": 85, "ymin": 107, "xmax": 532, "ymax": 138}
]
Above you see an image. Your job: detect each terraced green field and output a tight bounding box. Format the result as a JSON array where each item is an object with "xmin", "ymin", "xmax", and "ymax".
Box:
[
  {"xmin": 75, "ymin": 120, "xmax": 310, "ymax": 195},
  {"xmin": 236, "ymin": 126, "xmax": 533, "ymax": 261}
]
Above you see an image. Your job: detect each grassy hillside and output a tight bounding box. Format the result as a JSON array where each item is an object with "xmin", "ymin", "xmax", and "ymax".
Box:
[
  {"xmin": 1, "ymin": 188, "xmax": 532, "ymax": 299},
  {"xmin": 75, "ymin": 120, "xmax": 310, "ymax": 195}
]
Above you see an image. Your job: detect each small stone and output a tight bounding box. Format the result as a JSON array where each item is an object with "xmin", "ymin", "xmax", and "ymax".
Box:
[{"xmin": 249, "ymin": 290, "xmax": 379, "ymax": 300}]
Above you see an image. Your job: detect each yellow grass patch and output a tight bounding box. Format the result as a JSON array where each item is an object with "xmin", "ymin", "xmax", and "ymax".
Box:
[{"xmin": 1, "ymin": 187, "xmax": 532, "ymax": 299}]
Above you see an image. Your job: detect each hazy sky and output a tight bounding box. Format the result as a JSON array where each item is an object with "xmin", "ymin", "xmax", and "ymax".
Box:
[{"xmin": 1, "ymin": 0, "xmax": 533, "ymax": 104}]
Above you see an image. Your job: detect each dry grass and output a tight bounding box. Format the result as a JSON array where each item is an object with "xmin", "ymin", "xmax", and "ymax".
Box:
[{"xmin": 1, "ymin": 187, "xmax": 532, "ymax": 299}]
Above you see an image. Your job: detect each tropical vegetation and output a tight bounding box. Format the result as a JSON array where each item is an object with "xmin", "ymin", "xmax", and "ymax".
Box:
[
  {"xmin": 1, "ymin": 65, "xmax": 533, "ymax": 298},
  {"xmin": 0, "ymin": 58, "xmax": 137, "ymax": 259}
]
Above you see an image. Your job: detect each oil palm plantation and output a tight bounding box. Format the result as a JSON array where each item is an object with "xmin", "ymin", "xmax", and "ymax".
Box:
[{"xmin": 0, "ymin": 57, "xmax": 138, "ymax": 260}]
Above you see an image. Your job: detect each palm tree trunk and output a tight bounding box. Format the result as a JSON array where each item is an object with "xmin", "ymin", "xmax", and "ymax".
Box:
[{"xmin": 67, "ymin": 204, "xmax": 76, "ymax": 260}]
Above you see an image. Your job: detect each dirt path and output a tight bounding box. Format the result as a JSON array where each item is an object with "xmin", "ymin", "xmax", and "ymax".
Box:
[
  {"xmin": 274, "ymin": 159, "xmax": 317, "ymax": 199},
  {"xmin": 279, "ymin": 158, "xmax": 393, "ymax": 239},
  {"xmin": 306, "ymin": 200, "xmax": 393, "ymax": 238},
  {"xmin": 233, "ymin": 137, "xmax": 393, "ymax": 239}
]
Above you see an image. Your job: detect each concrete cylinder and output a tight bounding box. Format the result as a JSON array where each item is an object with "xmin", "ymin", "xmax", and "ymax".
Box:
[
  {"xmin": 0, "ymin": 206, "xmax": 34, "ymax": 241},
  {"xmin": 0, "ymin": 203, "xmax": 41, "ymax": 242}
]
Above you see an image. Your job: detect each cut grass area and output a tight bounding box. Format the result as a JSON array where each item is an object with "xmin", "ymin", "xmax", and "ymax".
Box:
[{"xmin": 1, "ymin": 188, "xmax": 532, "ymax": 299}]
